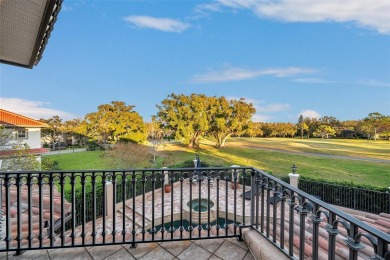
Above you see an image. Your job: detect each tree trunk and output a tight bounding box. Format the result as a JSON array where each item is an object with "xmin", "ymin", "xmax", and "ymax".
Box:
[{"xmin": 220, "ymin": 135, "xmax": 230, "ymax": 147}]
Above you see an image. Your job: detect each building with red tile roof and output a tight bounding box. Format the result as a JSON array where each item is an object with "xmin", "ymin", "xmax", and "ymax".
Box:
[
  {"xmin": 0, "ymin": 109, "xmax": 48, "ymax": 128},
  {"xmin": 0, "ymin": 109, "xmax": 48, "ymax": 165}
]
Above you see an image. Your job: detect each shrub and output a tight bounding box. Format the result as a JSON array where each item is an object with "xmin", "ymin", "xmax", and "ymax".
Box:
[
  {"xmin": 41, "ymin": 157, "xmax": 60, "ymax": 170},
  {"xmin": 104, "ymin": 142, "xmax": 154, "ymax": 168},
  {"xmin": 86, "ymin": 140, "xmax": 105, "ymax": 151}
]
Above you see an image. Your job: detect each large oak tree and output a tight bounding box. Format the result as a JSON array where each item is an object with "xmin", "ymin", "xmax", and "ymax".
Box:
[
  {"xmin": 156, "ymin": 94, "xmax": 255, "ymax": 148},
  {"xmin": 85, "ymin": 101, "xmax": 146, "ymax": 144}
]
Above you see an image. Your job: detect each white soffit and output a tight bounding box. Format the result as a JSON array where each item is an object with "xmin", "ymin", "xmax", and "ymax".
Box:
[{"xmin": 0, "ymin": 0, "xmax": 61, "ymax": 68}]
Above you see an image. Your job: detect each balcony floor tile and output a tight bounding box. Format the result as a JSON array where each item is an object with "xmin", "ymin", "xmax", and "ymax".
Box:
[
  {"xmin": 177, "ymin": 243, "xmax": 212, "ymax": 260},
  {"xmin": 214, "ymin": 240, "xmax": 248, "ymax": 260}
]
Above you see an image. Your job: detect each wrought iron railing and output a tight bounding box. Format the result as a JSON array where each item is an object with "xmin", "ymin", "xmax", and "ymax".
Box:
[
  {"xmin": 298, "ymin": 179, "xmax": 390, "ymax": 214},
  {"xmin": 0, "ymin": 167, "xmax": 389, "ymax": 259}
]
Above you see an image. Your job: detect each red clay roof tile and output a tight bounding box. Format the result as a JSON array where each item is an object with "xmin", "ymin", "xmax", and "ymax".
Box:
[{"xmin": 0, "ymin": 109, "xmax": 48, "ymax": 127}]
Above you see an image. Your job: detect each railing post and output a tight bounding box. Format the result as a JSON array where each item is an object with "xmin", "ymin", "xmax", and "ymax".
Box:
[
  {"xmin": 250, "ymin": 169, "xmax": 256, "ymax": 226},
  {"xmin": 288, "ymin": 195, "xmax": 296, "ymax": 257},
  {"xmin": 310, "ymin": 204, "xmax": 322, "ymax": 260},
  {"xmin": 288, "ymin": 173, "xmax": 299, "ymax": 189},
  {"xmin": 325, "ymin": 212, "xmax": 339, "ymax": 260},
  {"xmin": 231, "ymin": 165, "xmax": 240, "ymax": 237},
  {"xmin": 343, "ymin": 222, "xmax": 362, "ymax": 260},
  {"xmin": 106, "ymin": 181, "xmax": 114, "ymax": 218},
  {"xmin": 375, "ymin": 237, "xmax": 389, "ymax": 260},
  {"xmin": 295, "ymin": 198, "xmax": 309, "ymax": 260}
]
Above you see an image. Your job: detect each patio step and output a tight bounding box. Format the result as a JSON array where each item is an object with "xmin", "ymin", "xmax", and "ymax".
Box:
[
  {"xmin": 116, "ymin": 205, "xmax": 152, "ymax": 229},
  {"xmin": 125, "ymin": 204, "xmax": 152, "ymax": 226},
  {"xmin": 116, "ymin": 207, "xmax": 142, "ymax": 229}
]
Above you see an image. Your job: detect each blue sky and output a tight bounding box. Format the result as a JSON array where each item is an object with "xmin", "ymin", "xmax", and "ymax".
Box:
[{"xmin": 1, "ymin": 0, "xmax": 389, "ymax": 123}]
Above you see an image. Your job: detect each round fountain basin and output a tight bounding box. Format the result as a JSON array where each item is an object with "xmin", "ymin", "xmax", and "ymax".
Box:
[{"xmin": 187, "ymin": 198, "xmax": 214, "ymax": 212}]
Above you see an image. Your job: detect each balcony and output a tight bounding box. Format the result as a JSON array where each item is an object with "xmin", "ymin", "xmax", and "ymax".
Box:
[{"xmin": 0, "ymin": 167, "xmax": 389, "ymax": 259}]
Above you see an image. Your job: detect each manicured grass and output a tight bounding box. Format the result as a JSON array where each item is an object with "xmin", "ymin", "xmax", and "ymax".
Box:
[
  {"xmin": 43, "ymin": 151, "xmax": 110, "ymax": 170},
  {"xmin": 230, "ymin": 137, "xmax": 390, "ymax": 160},
  {"xmin": 203, "ymin": 146, "xmax": 390, "ymax": 187},
  {"xmin": 42, "ymin": 138, "xmax": 390, "ymax": 188},
  {"xmin": 158, "ymin": 140, "xmax": 390, "ymax": 188}
]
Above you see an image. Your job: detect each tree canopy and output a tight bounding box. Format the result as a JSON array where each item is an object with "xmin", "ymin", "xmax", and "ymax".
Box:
[
  {"xmin": 85, "ymin": 101, "xmax": 146, "ymax": 144},
  {"xmin": 156, "ymin": 93, "xmax": 255, "ymax": 147}
]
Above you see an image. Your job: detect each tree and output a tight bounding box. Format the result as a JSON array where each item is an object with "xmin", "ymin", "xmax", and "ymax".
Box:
[
  {"xmin": 63, "ymin": 118, "xmax": 89, "ymax": 146},
  {"xmin": 146, "ymin": 116, "xmax": 164, "ymax": 163},
  {"xmin": 339, "ymin": 120, "xmax": 360, "ymax": 138},
  {"xmin": 85, "ymin": 101, "xmax": 146, "ymax": 144},
  {"xmin": 244, "ymin": 122, "xmax": 264, "ymax": 137},
  {"xmin": 0, "ymin": 126, "xmax": 14, "ymax": 150},
  {"xmin": 320, "ymin": 116, "xmax": 340, "ymax": 128},
  {"xmin": 40, "ymin": 115, "xmax": 65, "ymax": 150},
  {"xmin": 297, "ymin": 115, "xmax": 308, "ymax": 139},
  {"xmin": 157, "ymin": 93, "xmax": 211, "ymax": 148},
  {"xmin": 314, "ymin": 125, "xmax": 336, "ymax": 139},
  {"xmin": 303, "ymin": 117, "xmax": 320, "ymax": 138},
  {"xmin": 380, "ymin": 116, "xmax": 390, "ymax": 140},
  {"xmin": 0, "ymin": 127, "xmax": 40, "ymax": 171},
  {"xmin": 361, "ymin": 112, "xmax": 385, "ymax": 141},
  {"xmin": 156, "ymin": 94, "xmax": 255, "ymax": 148},
  {"xmin": 209, "ymin": 97, "xmax": 255, "ymax": 147}
]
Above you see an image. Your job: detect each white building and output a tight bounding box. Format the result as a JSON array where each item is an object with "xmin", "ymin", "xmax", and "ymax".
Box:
[{"xmin": 0, "ymin": 109, "xmax": 48, "ymax": 169}]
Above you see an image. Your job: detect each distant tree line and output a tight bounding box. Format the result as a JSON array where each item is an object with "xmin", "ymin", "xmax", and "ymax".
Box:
[
  {"xmin": 39, "ymin": 95, "xmax": 390, "ymax": 150},
  {"xmin": 243, "ymin": 113, "xmax": 390, "ymax": 140}
]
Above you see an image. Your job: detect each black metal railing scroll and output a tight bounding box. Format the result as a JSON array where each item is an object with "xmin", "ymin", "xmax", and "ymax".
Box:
[
  {"xmin": 0, "ymin": 167, "xmax": 389, "ymax": 260},
  {"xmin": 251, "ymin": 168, "xmax": 390, "ymax": 260}
]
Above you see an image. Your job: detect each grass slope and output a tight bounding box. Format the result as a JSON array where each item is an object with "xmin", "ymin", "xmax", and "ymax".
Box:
[
  {"xmin": 44, "ymin": 151, "xmax": 109, "ymax": 170},
  {"xmin": 44, "ymin": 138, "xmax": 390, "ymax": 188}
]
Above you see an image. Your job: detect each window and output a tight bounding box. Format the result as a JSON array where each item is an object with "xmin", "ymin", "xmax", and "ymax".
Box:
[{"xmin": 17, "ymin": 128, "xmax": 28, "ymax": 139}]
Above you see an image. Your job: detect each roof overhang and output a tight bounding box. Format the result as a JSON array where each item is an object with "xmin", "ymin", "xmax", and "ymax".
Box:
[{"xmin": 0, "ymin": 0, "xmax": 62, "ymax": 69}]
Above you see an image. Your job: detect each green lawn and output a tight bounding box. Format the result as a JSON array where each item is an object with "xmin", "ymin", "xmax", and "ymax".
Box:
[
  {"xmin": 43, "ymin": 151, "xmax": 110, "ymax": 170},
  {"xmin": 43, "ymin": 138, "xmax": 390, "ymax": 188},
  {"xmin": 230, "ymin": 137, "xmax": 390, "ymax": 160}
]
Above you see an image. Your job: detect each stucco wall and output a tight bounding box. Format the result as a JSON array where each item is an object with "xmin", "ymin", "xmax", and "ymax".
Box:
[{"xmin": 24, "ymin": 128, "xmax": 41, "ymax": 149}]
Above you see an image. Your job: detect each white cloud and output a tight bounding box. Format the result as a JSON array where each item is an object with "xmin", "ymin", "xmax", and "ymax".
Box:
[
  {"xmin": 252, "ymin": 114, "xmax": 270, "ymax": 122},
  {"xmin": 190, "ymin": 66, "xmax": 316, "ymax": 83},
  {"xmin": 215, "ymin": 0, "xmax": 390, "ymax": 34},
  {"xmin": 299, "ymin": 109, "xmax": 321, "ymax": 119},
  {"xmin": 0, "ymin": 97, "xmax": 78, "ymax": 120},
  {"xmin": 292, "ymin": 77, "xmax": 336, "ymax": 84},
  {"xmin": 358, "ymin": 79, "xmax": 390, "ymax": 88},
  {"xmin": 123, "ymin": 16, "xmax": 190, "ymax": 33},
  {"xmin": 217, "ymin": 0, "xmax": 257, "ymax": 9},
  {"xmin": 194, "ymin": 3, "xmax": 222, "ymax": 17},
  {"xmin": 256, "ymin": 103, "xmax": 290, "ymax": 113}
]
